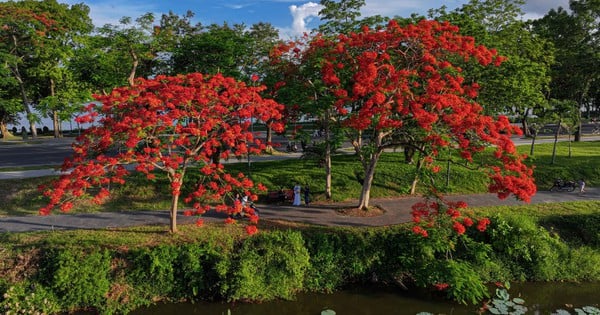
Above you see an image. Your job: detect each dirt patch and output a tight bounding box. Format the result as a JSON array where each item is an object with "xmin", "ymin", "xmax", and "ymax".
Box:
[{"xmin": 336, "ymin": 205, "xmax": 385, "ymax": 217}]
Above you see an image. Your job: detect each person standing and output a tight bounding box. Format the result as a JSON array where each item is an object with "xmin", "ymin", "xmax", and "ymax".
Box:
[
  {"xmin": 578, "ymin": 178, "xmax": 586, "ymax": 194},
  {"xmin": 293, "ymin": 183, "xmax": 302, "ymax": 206},
  {"xmin": 304, "ymin": 185, "xmax": 311, "ymax": 206}
]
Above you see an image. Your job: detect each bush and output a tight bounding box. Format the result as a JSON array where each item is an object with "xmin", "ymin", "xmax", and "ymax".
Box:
[
  {"xmin": 228, "ymin": 230, "xmax": 310, "ymax": 301},
  {"xmin": 126, "ymin": 245, "xmax": 178, "ymax": 300},
  {"xmin": 0, "ymin": 282, "xmax": 60, "ymax": 315},
  {"xmin": 172, "ymin": 243, "xmax": 230, "ymax": 300},
  {"xmin": 302, "ymin": 232, "xmax": 346, "ymax": 292},
  {"xmin": 483, "ymin": 214, "xmax": 569, "ymax": 281},
  {"xmin": 38, "ymin": 248, "xmax": 111, "ymax": 311}
]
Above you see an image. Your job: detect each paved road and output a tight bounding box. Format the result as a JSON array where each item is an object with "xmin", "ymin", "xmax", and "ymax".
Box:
[
  {"xmin": 2, "ymin": 134, "xmax": 600, "ymax": 169},
  {"xmin": 0, "ymin": 137, "xmax": 75, "ymax": 168}
]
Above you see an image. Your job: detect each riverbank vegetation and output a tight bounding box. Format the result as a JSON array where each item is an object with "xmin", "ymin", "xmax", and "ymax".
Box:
[{"xmin": 1, "ymin": 201, "xmax": 599, "ymax": 314}]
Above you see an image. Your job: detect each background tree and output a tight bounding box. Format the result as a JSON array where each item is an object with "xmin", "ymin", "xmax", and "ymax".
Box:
[
  {"xmin": 24, "ymin": 0, "xmax": 93, "ymax": 137},
  {"xmin": 532, "ymin": 0, "xmax": 600, "ymax": 140},
  {"xmin": 318, "ymin": 0, "xmax": 387, "ymax": 35},
  {"xmin": 547, "ymin": 99, "xmax": 580, "ymax": 163},
  {"xmin": 237, "ymin": 22, "xmax": 281, "ymax": 150},
  {"xmin": 151, "ymin": 10, "xmax": 201, "ymax": 75},
  {"xmin": 267, "ymin": 36, "xmax": 341, "ymax": 199},
  {"xmin": 71, "ymin": 11, "xmax": 184, "ymax": 95},
  {"xmin": 172, "ymin": 23, "xmax": 250, "ymax": 78},
  {"xmin": 428, "ymin": 0, "xmax": 554, "ymax": 137},
  {"xmin": 96, "ymin": 14, "xmax": 157, "ymax": 87},
  {"xmin": 316, "ymin": 20, "xmax": 536, "ymax": 210},
  {"xmin": 0, "ymin": 0, "xmax": 58, "ymax": 138},
  {"xmin": 41, "ymin": 73, "xmax": 284, "ymax": 233},
  {"xmin": 526, "ymin": 112, "xmax": 553, "ymax": 156},
  {"xmin": 0, "ymin": 57, "xmax": 21, "ymax": 139}
]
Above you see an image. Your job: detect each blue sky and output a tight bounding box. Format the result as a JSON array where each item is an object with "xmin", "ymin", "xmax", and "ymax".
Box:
[{"xmin": 60, "ymin": 0, "xmax": 569, "ymax": 38}]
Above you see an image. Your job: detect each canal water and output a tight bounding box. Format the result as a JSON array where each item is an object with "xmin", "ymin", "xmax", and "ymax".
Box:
[{"xmin": 130, "ymin": 282, "xmax": 600, "ymax": 315}]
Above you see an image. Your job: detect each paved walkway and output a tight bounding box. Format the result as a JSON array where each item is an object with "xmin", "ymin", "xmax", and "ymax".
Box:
[{"xmin": 1, "ymin": 187, "xmax": 598, "ymax": 233}]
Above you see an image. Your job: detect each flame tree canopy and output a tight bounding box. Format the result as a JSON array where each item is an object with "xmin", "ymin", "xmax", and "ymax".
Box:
[
  {"xmin": 299, "ymin": 19, "xmax": 537, "ymax": 209},
  {"xmin": 41, "ymin": 72, "xmax": 284, "ymax": 233}
]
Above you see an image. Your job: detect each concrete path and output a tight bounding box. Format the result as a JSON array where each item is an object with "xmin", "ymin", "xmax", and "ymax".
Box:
[{"xmin": 1, "ymin": 188, "xmax": 597, "ymax": 233}]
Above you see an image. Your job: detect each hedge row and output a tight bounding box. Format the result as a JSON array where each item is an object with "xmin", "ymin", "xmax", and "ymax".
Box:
[{"xmin": 2, "ymin": 213, "xmax": 600, "ymax": 314}]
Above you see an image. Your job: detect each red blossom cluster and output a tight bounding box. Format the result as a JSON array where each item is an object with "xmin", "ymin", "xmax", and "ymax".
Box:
[
  {"xmin": 410, "ymin": 198, "xmax": 490, "ymax": 237},
  {"xmin": 433, "ymin": 283, "xmax": 450, "ymax": 291},
  {"xmin": 40, "ymin": 73, "xmax": 284, "ymax": 233}
]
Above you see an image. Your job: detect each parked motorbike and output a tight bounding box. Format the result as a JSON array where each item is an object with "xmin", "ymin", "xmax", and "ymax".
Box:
[{"xmin": 549, "ymin": 179, "xmax": 576, "ymax": 192}]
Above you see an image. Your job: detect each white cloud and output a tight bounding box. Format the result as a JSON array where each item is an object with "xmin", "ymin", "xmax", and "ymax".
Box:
[{"xmin": 288, "ymin": 2, "xmax": 323, "ymax": 36}]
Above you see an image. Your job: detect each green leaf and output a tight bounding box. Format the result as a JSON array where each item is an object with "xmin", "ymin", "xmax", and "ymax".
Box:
[
  {"xmin": 512, "ymin": 297, "xmax": 525, "ymax": 305},
  {"xmin": 321, "ymin": 309, "xmax": 336, "ymax": 315}
]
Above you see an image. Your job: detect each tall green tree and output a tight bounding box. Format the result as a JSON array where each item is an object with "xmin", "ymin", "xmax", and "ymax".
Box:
[
  {"xmin": 428, "ymin": 0, "xmax": 554, "ymax": 136},
  {"xmin": 97, "ymin": 14, "xmax": 157, "ymax": 87},
  {"xmin": 318, "ymin": 0, "xmax": 386, "ymax": 35},
  {"xmin": 24, "ymin": 0, "xmax": 93, "ymax": 137},
  {"xmin": 533, "ymin": 0, "xmax": 600, "ymax": 140},
  {"xmin": 172, "ymin": 23, "xmax": 251, "ymax": 78},
  {"xmin": 0, "ymin": 1, "xmax": 55, "ymax": 138},
  {"xmin": 0, "ymin": 64, "xmax": 21, "ymax": 139}
]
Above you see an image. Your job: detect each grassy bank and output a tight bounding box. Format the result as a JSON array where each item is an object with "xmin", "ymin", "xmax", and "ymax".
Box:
[
  {"xmin": 1, "ymin": 201, "xmax": 599, "ymax": 314},
  {"xmin": 1, "ymin": 141, "xmax": 598, "ymax": 216}
]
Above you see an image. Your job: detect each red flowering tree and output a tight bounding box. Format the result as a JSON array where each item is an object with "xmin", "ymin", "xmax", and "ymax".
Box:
[
  {"xmin": 314, "ymin": 19, "xmax": 536, "ymax": 210},
  {"xmin": 40, "ymin": 73, "xmax": 284, "ymax": 233}
]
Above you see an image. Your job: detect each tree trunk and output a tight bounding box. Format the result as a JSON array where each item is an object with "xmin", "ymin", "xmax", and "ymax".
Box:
[
  {"xmin": 521, "ymin": 109, "xmax": 530, "ymax": 137},
  {"xmin": 9, "ymin": 34, "xmax": 36, "ymax": 138},
  {"xmin": 325, "ymin": 137, "xmax": 332, "ymax": 200},
  {"xmin": 128, "ymin": 48, "xmax": 139, "ymax": 87},
  {"xmin": 50, "ymin": 79, "xmax": 61, "ymax": 138},
  {"xmin": 323, "ymin": 114, "xmax": 332, "ymax": 200},
  {"xmin": 14, "ymin": 68, "xmax": 37, "ymax": 139},
  {"xmin": 265, "ymin": 123, "xmax": 273, "ymax": 153},
  {"xmin": 568, "ymin": 130, "xmax": 572, "ymax": 158},
  {"xmin": 169, "ymin": 194, "xmax": 179, "ymax": 233},
  {"xmin": 410, "ymin": 158, "xmax": 424, "ymax": 195},
  {"xmin": 551, "ymin": 121, "xmax": 561, "ymax": 165},
  {"xmin": 0, "ymin": 123, "xmax": 10, "ymax": 141},
  {"xmin": 169, "ymin": 176, "xmax": 183, "ymax": 233},
  {"xmin": 404, "ymin": 146, "xmax": 415, "ymax": 164},
  {"xmin": 529, "ymin": 133, "xmax": 537, "ymax": 156},
  {"xmin": 357, "ymin": 151, "xmax": 381, "ymax": 210}
]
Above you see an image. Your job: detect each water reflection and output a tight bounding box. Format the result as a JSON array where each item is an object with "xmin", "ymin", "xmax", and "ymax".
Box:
[{"xmin": 130, "ymin": 282, "xmax": 600, "ymax": 315}]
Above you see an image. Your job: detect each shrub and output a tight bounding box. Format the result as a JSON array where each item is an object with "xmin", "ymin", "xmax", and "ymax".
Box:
[
  {"xmin": 173, "ymin": 243, "xmax": 230, "ymax": 300},
  {"xmin": 38, "ymin": 248, "xmax": 111, "ymax": 311},
  {"xmin": 0, "ymin": 282, "xmax": 60, "ymax": 315},
  {"xmin": 228, "ymin": 230, "xmax": 310, "ymax": 301},
  {"xmin": 302, "ymin": 232, "xmax": 345, "ymax": 291},
  {"xmin": 398, "ymin": 224, "xmax": 491, "ymax": 304},
  {"xmin": 484, "ymin": 214, "xmax": 568, "ymax": 281},
  {"xmin": 126, "ymin": 245, "xmax": 177, "ymax": 300}
]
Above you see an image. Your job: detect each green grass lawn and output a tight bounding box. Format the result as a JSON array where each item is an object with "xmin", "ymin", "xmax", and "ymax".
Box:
[{"xmin": 0, "ymin": 141, "xmax": 598, "ymax": 217}]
